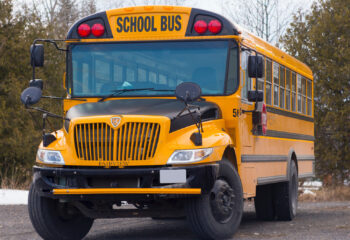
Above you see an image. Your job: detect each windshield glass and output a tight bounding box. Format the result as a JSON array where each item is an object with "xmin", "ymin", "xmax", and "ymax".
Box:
[{"xmin": 69, "ymin": 41, "xmax": 236, "ymax": 97}]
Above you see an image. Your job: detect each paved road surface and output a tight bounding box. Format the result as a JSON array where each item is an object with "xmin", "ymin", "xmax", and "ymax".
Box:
[{"xmin": 1, "ymin": 201, "xmax": 349, "ymax": 240}]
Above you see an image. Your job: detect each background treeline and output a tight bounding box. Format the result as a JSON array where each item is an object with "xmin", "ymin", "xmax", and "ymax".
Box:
[
  {"xmin": 0, "ymin": 0, "xmax": 349, "ymax": 187},
  {"xmin": 0, "ymin": 0, "xmax": 96, "ymax": 187}
]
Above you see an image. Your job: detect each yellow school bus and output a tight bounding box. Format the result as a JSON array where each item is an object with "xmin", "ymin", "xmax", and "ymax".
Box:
[{"xmin": 23, "ymin": 5, "xmax": 315, "ymax": 240}]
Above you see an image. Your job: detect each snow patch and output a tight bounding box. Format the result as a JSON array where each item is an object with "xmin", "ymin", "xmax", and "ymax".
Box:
[
  {"xmin": 302, "ymin": 189, "xmax": 316, "ymax": 196},
  {"xmin": 0, "ymin": 189, "xmax": 28, "ymax": 205},
  {"xmin": 303, "ymin": 181, "xmax": 323, "ymax": 187}
]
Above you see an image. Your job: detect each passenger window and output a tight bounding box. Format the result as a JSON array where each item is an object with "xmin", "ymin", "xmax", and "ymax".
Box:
[
  {"xmin": 114, "ymin": 65, "xmax": 123, "ymax": 83},
  {"xmin": 265, "ymin": 59, "xmax": 272, "ymax": 105},
  {"xmin": 286, "ymin": 69, "xmax": 291, "ymax": 110},
  {"xmin": 292, "ymin": 72, "xmax": 296, "ymax": 112},
  {"xmin": 301, "ymin": 77, "xmax": 306, "ymax": 114},
  {"xmin": 297, "ymin": 74, "xmax": 302, "ymax": 113},
  {"xmin": 82, "ymin": 63, "xmax": 90, "ymax": 93},
  {"xmin": 307, "ymin": 80, "xmax": 312, "ymax": 116},
  {"xmin": 273, "ymin": 62, "xmax": 279, "ymax": 106},
  {"xmin": 279, "ymin": 66, "xmax": 285, "ymax": 108}
]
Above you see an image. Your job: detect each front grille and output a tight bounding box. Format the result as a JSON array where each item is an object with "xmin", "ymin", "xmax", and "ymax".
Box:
[{"xmin": 74, "ymin": 122, "xmax": 160, "ymax": 161}]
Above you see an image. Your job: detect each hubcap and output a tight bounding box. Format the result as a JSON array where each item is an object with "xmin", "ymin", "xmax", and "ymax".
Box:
[{"xmin": 210, "ymin": 179, "xmax": 235, "ymax": 223}]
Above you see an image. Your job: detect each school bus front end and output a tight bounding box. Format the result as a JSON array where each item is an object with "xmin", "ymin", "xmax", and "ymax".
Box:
[{"xmin": 25, "ymin": 5, "xmax": 314, "ymax": 240}]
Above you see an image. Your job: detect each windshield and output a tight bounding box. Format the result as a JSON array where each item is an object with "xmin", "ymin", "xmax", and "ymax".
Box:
[{"xmin": 68, "ymin": 41, "xmax": 237, "ymax": 97}]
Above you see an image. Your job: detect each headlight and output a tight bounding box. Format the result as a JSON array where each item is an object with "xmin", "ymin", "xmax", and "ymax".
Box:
[
  {"xmin": 37, "ymin": 149, "xmax": 65, "ymax": 165},
  {"xmin": 168, "ymin": 148, "xmax": 213, "ymax": 164}
]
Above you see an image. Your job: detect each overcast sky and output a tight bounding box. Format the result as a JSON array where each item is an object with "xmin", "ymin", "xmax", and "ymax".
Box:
[
  {"xmin": 96, "ymin": 0, "xmax": 315, "ymax": 16},
  {"xmin": 15, "ymin": 0, "xmax": 315, "ymax": 44}
]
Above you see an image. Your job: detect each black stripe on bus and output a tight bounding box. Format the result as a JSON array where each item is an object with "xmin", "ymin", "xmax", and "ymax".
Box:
[
  {"xmin": 241, "ymin": 155, "xmax": 287, "ymax": 162},
  {"xmin": 266, "ymin": 106, "xmax": 314, "ymax": 122},
  {"xmin": 297, "ymin": 155, "xmax": 315, "ymax": 161},
  {"xmin": 257, "ymin": 175, "xmax": 288, "ymax": 185},
  {"xmin": 265, "ymin": 130, "xmax": 315, "ymax": 141}
]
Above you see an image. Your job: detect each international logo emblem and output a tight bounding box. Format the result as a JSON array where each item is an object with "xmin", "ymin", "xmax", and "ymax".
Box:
[{"xmin": 111, "ymin": 117, "xmax": 121, "ymax": 128}]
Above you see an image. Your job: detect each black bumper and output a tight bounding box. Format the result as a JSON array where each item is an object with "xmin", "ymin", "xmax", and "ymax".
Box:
[{"xmin": 32, "ymin": 164, "xmax": 219, "ymax": 200}]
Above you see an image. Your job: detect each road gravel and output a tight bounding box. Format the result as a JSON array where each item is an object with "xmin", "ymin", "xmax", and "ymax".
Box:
[{"xmin": 0, "ymin": 201, "xmax": 349, "ymax": 240}]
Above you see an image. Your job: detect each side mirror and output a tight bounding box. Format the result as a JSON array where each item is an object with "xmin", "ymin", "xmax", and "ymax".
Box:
[
  {"xmin": 175, "ymin": 82, "xmax": 202, "ymax": 103},
  {"xmin": 248, "ymin": 55, "xmax": 264, "ymax": 78},
  {"xmin": 20, "ymin": 87, "xmax": 42, "ymax": 106},
  {"xmin": 248, "ymin": 90, "xmax": 263, "ymax": 102},
  {"xmin": 30, "ymin": 44, "xmax": 44, "ymax": 67}
]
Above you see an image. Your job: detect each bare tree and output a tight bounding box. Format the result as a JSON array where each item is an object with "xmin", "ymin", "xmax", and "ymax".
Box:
[
  {"xmin": 80, "ymin": 0, "xmax": 97, "ymax": 16},
  {"xmin": 105, "ymin": 0, "xmax": 186, "ymax": 10},
  {"xmin": 56, "ymin": 0, "xmax": 79, "ymax": 36},
  {"xmin": 222, "ymin": 0, "xmax": 298, "ymax": 45}
]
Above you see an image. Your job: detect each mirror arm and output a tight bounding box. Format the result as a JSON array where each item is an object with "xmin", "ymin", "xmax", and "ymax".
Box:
[
  {"xmin": 33, "ymin": 39, "xmax": 68, "ymax": 52},
  {"xmin": 25, "ymin": 105, "xmax": 70, "ymax": 121},
  {"xmin": 41, "ymin": 96, "xmax": 87, "ymax": 101},
  {"xmin": 31, "ymin": 39, "xmax": 68, "ymax": 81}
]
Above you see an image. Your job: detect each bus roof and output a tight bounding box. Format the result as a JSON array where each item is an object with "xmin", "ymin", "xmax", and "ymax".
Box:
[
  {"xmin": 66, "ymin": 5, "xmax": 313, "ymax": 79},
  {"xmin": 237, "ymin": 27, "xmax": 313, "ymax": 79}
]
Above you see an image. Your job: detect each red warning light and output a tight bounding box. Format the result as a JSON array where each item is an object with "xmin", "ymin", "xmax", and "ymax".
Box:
[
  {"xmin": 77, "ymin": 24, "xmax": 91, "ymax": 37},
  {"xmin": 194, "ymin": 20, "xmax": 208, "ymax": 34},
  {"xmin": 208, "ymin": 20, "xmax": 222, "ymax": 34}
]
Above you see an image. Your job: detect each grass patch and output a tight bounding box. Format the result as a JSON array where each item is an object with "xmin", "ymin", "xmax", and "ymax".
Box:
[
  {"xmin": 299, "ymin": 186, "xmax": 350, "ymax": 202},
  {"xmin": 0, "ymin": 167, "xmax": 31, "ymax": 190}
]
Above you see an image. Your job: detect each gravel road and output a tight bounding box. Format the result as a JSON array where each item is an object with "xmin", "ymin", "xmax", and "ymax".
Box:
[{"xmin": 1, "ymin": 201, "xmax": 349, "ymax": 240}]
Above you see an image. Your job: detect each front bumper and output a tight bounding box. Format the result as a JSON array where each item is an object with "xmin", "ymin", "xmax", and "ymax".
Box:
[{"xmin": 32, "ymin": 164, "xmax": 219, "ymax": 200}]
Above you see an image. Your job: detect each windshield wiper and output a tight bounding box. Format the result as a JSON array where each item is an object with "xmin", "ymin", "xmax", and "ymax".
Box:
[
  {"xmin": 98, "ymin": 88, "xmax": 175, "ymax": 102},
  {"xmin": 98, "ymin": 88, "xmax": 155, "ymax": 102}
]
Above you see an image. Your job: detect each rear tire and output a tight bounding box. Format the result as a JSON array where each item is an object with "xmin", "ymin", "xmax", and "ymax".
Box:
[
  {"xmin": 186, "ymin": 159, "xmax": 243, "ymax": 239},
  {"xmin": 254, "ymin": 184, "xmax": 275, "ymax": 221},
  {"xmin": 273, "ymin": 160, "xmax": 298, "ymax": 220},
  {"xmin": 28, "ymin": 184, "xmax": 94, "ymax": 240}
]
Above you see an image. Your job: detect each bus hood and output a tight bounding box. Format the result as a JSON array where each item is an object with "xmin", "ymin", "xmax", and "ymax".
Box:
[{"xmin": 65, "ymin": 99, "xmax": 221, "ymax": 132}]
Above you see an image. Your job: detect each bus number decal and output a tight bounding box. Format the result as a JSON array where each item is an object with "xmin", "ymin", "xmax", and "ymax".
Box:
[
  {"xmin": 233, "ymin": 108, "xmax": 242, "ymax": 117},
  {"xmin": 116, "ymin": 15, "xmax": 182, "ymax": 33}
]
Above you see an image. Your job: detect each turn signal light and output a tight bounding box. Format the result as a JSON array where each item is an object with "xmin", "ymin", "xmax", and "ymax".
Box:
[
  {"xmin": 77, "ymin": 24, "xmax": 90, "ymax": 37},
  {"xmin": 91, "ymin": 23, "xmax": 105, "ymax": 37},
  {"xmin": 208, "ymin": 20, "xmax": 222, "ymax": 34},
  {"xmin": 194, "ymin": 20, "xmax": 207, "ymax": 34}
]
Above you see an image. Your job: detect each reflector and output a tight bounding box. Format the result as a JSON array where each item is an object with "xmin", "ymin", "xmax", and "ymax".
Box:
[
  {"xmin": 91, "ymin": 23, "xmax": 105, "ymax": 37},
  {"xmin": 77, "ymin": 24, "xmax": 90, "ymax": 37},
  {"xmin": 194, "ymin": 20, "xmax": 207, "ymax": 34},
  {"xmin": 262, "ymin": 103, "xmax": 267, "ymax": 135},
  {"xmin": 208, "ymin": 20, "xmax": 222, "ymax": 34}
]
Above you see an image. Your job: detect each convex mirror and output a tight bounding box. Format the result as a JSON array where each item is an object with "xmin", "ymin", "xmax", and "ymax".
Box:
[
  {"xmin": 175, "ymin": 82, "xmax": 202, "ymax": 103},
  {"xmin": 20, "ymin": 87, "xmax": 42, "ymax": 106}
]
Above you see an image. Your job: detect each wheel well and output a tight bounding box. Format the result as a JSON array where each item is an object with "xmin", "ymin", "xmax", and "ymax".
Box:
[
  {"xmin": 223, "ymin": 147, "xmax": 238, "ymax": 170},
  {"xmin": 291, "ymin": 152, "xmax": 298, "ymax": 173}
]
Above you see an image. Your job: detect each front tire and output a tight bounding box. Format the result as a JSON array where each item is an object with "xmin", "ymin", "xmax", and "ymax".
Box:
[
  {"xmin": 28, "ymin": 184, "xmax": 94, "ymax": 240},
  {"xmin": 186, "ymin": 159, "xmax": 243, "ymax": 239}
]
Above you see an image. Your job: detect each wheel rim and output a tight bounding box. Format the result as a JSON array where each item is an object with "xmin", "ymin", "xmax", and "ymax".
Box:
[{"xmin": 210, "ymin": 179, "xmax": 235, "ymax": 223}]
